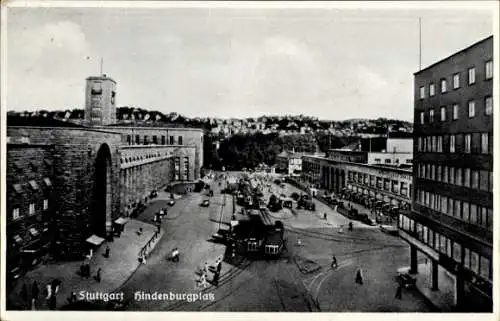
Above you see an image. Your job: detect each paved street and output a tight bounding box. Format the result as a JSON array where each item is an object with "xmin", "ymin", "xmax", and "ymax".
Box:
[{"xmin": 116, "ymin": 172, "xmax": 435, "ymax": 312}]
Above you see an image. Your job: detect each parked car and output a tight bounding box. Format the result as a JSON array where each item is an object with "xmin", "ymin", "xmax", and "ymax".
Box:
[
  {"xmin": 398, "ymin": 272, "xmax": 416, "ymax": 289},
  {"xmin": 167, "ymin": 200, "xmax": 175, "ymax": 206},
  {"xmin": 201, "ymin": 199, "xmax": 210, "ymax": 207},
  {"xmin": 380, "ymin": 224, "xmax": 399, "ymax": 236}
]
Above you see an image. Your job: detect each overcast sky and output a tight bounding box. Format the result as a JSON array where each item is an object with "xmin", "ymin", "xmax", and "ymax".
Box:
[{"xmin": 5, "ymin": 3, "xmax": 494, "ymax": 121}]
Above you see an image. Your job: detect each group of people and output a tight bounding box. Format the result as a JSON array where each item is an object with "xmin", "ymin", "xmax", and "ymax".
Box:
[
  {"xmin": 196, "ymin": 257, "xmax": 223, "ymax": 289},
  {"xmin": 19, "ymin": 279, "xmax": 61, "ymax": 310}
]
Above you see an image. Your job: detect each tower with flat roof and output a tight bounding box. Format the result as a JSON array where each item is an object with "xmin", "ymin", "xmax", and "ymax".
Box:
[{"xmin": 85, "ymin": 74, "xmax": 117, "ymax": 126}]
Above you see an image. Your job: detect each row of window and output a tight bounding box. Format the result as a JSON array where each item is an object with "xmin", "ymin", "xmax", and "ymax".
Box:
[
  {"xmin": 348, "ymin": 171, "xmax": 411, "ymax": 197},
  {"xmin": 416, "ymin": 163, "xmax": 493, "ymax": 192},
  {"xmin": 419, "ymin": 97, "xmax": 493, "ymax": 124},
  {"xmin": 126, "ymin": 135, "xmax": 184, "ymax": 146},
  {"xmin": 419, "ymin": 60, "xmax": 493, "ymax": 99},
  {"xmin": 373, "ymin": 158, "xmax": 413, "ymax": 165},
  {"xmin": 12, "ymin": 178, "xmax": 52, "ymax": 195},
  {"xmin": 120, "ymin": 152, "xmax": 167, "ymax": 164},
  {"xmin": 173, "ymin": 157, "xmax": 190, "ymax": 181},
  {"xmin": 11, "ymin": 200, "xmax": 49, "ymax": 221},
  {"xmin": 399, "ymin": 214, "xmax": 491, "ymax": 281},
  {"xmin": 415, "ymin": 188, "xmax": 492, "ymax": 230},
  {"xmin": 417, "ymin": 132, "xmax": 492, "ymax": 154}
]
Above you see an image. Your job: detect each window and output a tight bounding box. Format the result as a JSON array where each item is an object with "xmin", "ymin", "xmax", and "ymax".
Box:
[
  {"xmin": 454, "ymin": 200, "xmax": 461, "ymax": 218},
  {"xmin": 169, "ymin": 136, "xmax": 174, "ymax": 145},
  {"xmin": 470, "ymin": 252, "xmax": 479, "ymax": 273},
  {"xmin": 464, "ymin": 168, "xmax": 470, "ymax": 187},
  {"xmin": 429, "ymin": 84, "xmax": 435, "ymax": 96},
  {"xmin": 481, "ymin": 133, "xmax": 488, "ymax": 154},
  {"xmin": 485, "ymin": 60, "xmax": 493, "ymax": 79},
  {"xmin": 29, "ymin": 203, "xmax": 35, "ymax": 215},
  {"xmin": 385, "ymin": 159, "xmax": 391, "ymax": 164},
  {"xmin": 143, "ymin": 136, "xmax": 148, "ymax": 145},
  {"xmin": 12, "ymin": 208, "xmax": 20, "ymax": 220},
  {"xmin": 480, "ymin": 256, "xmax": 491, "ymax": 280},
  {"xmin": 161, "ymin": 135, "xmax": 166, "ymax": 145},
  {"xmin": 420, "ymin": 112, "xmax": 424, "ymax": 124},
  {"xmin": 464, "ymin": 134, "xmax": 471, "ymax": 153},
  {"xmin": 479, "ymin": 170, "xmax": 489, "ymax": 191},
  {"xmin": 453, "ymin": 73, "xmax": 460, "ymax": 89},
  {"xmin": 135, "ymin": 135, "xmax": 140, "ymax": 144},
  {"xmin": 178, "ymin": 136, "xmax": 183, "ymax": 145},
  {"xmin": 437, "ymin": 136, "xmax": 443, "ymax": 152},
  {"xmin": 449, "ymin": 167, "xmax": 455, "ymax": 184},
  {"xmin": 453, "ymin": 242, "xmax": 462, "ymax": 263},
  {"xmin": 127, "ymin": 135, "xmax": 131, "ymax": 145},
  {"xmin": 43, "ymin": 199, "xmax": 48, "ymax": 210},
  {"xmin": 452, "ymin": 104, "xmax": 459, "ymax": 120},
  {"xmin": 440, "ymin": 79, "xmax": 447, "ymax": 93},
  {"xmin": 485, "ymin": 96, "xmax": 493, "ymax": 115},
  {"xmin": 429, "ymin": 109, "xmax": 434, "ymax": 123},
  {"xmin": 468, "ymin": 67, "xmax": 476, "ymax": 85},
  {"xmin": 471, "ymin": 170, "xmax": 479, "ymax": 189},
  {"xmin": 450, "ymin": 135, "xmax": 456, "ymax": 153},
  {"xmin": 440, "ymin": 106, "xmax": 446, "ymax": 121},
  {"xmin": 152, "ymin": 135, "xmax": 158, "ymax": 144},
  {"xmin": 462, "ymin": 202, "xmax": 469, "ymax": 220},
  {"xmin": 468, "ymin": 101, "xmax": 475, "ymax": 118},
  {"xmin": 419, "ymin": 86, "xmax": 425, "ymax": 99},
  {"xmin": 443, "ymin": 166, "xmax": 448, "ymax": 183},
  {"xmin": 470, "ymin": 204, "xmax": 477, "ymax": 225}
]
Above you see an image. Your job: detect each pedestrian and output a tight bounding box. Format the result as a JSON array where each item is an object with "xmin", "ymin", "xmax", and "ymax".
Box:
[
  {"xmin": 95, "ymin": 268, "xmax": 102, "ymax": 283},
  {"xmin": 20, "ymin": 283, "xmax": 28, "ymax": 305},
  {"xmin": 104, "ymin": 245, "xmax": 110, "ymax": 258},
  {"xmin": 331, "ymin": 255, "xmax": 338, "ymax": 269},
  {"xmin": 48, "ymin": 294, "xmax": 57, "ymax": 310},
  {"xmin": 355, "ymin": 268, "xmax": 364, "ymax": 285},
  {"xmin": 137, "ymin": 227, "xmax": 143, "ymax": 236},
  {"xmin": 212, "ymin": 271, "xmax": 220, "ymax": 286},
  {"xmin": 395, "ymin": 283, "xmax": 403, "ymax": 300},
  {"xmin": 348, "ymin": 221, "xmax": 353, "ymax": 231},
  {"xmin": 32, "ymin": 281, "xmax": 40, "ymax": 303},
  {"xmin": 217, "ymin": 257, "xmax": 222, "ymax": 273},
  {"xmin": 323, "ymin": 212, "xmax": 327, "ymax": 220}
]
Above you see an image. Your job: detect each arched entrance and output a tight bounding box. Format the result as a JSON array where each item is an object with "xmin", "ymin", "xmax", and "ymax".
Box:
[{"xmin": 91, "ymin": 144, "xmax": 113, "ymax": 239}]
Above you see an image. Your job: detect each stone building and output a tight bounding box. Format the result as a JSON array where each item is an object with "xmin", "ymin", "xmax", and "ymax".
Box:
[{"xmin": 6, "ymin": 75, "xmax": 204, "ymax": 282}]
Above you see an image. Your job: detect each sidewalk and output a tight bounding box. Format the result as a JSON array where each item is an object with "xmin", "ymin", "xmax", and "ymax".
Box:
[
  {"xmin": 398, "ymin": 262, "xmax": 456, "ymax": 312},
  {"xmin": 8, "ymin": 219, "xmax": 163, "ymax": 310}
]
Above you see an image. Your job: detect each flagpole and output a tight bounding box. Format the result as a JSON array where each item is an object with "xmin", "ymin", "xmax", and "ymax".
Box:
[{"xmin": 419, "ymin": 17, "xmax": 422, "ymax": 71}]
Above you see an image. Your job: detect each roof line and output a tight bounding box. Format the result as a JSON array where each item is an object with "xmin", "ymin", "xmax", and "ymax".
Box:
[{"xmin": 414, "ymin": 35, "xmax": 493, "ymax": 75}]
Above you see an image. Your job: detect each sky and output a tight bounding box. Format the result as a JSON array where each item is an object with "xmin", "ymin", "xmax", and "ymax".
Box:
[{"xmin": 5, "ymin": 2, "xmax": 495, "ymax": 121}]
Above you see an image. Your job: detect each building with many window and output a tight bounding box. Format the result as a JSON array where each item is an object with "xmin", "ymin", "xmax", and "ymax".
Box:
[{"xmin": 399, "ymin": 36, "xmax": 493, "ymax": 311}]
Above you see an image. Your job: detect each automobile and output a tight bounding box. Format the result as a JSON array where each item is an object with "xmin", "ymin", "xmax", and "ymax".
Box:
[
  {"xmin": 201, "ymin": 199, "xmax": 210, "ymax": 207},
  {"xmin": 167, "ymin": 200, "xmax": 175, "ymax": 206},
  {"xmin": 397, "ymin": 272, "xmax": 416, "ymax": 289},
  {"xmin": 380, "ymin": 224, "xmax": 399, "ymax": 236},
  {"xmin": 212, "ymin": 229, "xmax": 231, "ymax": 243}
]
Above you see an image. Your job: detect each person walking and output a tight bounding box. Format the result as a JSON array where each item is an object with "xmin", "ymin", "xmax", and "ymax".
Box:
[
  {"xmin": 216, "ymin": 257, "xmax": 222, "ymax": 273},
  {"xmin": 20, "ymin": 283, "xmax": 28, "ymax": 307},
  {"xmin": 32, "ymin": 281, "xmax": 40, "ymax": 304},
  {"xmin": 95, "ymin": 268, "xmax": 102, "ymax": 283},
  {"xmin": 104, "ymin": 245, "xmax": 110, "ymax": 258},
  {"xmin": 323, "ymin": 212, "xmax": 327, "ymax": 220},
  {"xmin": 212, "ymin": 270, "xmax": 220, "ymax": 286},
  {"xmin": 355, "ymin": 268, "xmax": 364, "ymax": 285},
  {"xmin": 331, "ymin": 255, "xmax": 338, "ymax": 269},
  {"xmin": 395, "ymin": 283, "xmax": 403, "ymax": 300},
  {"xmin": 348, "ymin": 221, "xmax": 353, "ymax": 231}
]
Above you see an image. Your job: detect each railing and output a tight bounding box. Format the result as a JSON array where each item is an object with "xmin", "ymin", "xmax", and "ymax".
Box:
[{"xmin": 138, "ymin": 229, "xmax": 161, "ymax": 260}]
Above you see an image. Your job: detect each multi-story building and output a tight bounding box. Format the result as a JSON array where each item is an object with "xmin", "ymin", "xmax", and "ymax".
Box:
[
  {"xmin": 399, "ymin": 36, "xmax": 493, "ymax": 311},
  {"xmin": 276, "ymin": 151, "xmax": 304, "ymax": 175}
]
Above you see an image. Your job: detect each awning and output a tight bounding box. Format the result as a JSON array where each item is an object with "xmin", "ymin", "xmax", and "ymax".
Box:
[
  {"xmin": 114, "ymin": 217, "xmax": 129, "ymax": 225},
  {"xmin": 86, "ymin": 235, "xmax": 105, "ymax": 246}
]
